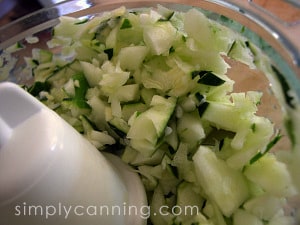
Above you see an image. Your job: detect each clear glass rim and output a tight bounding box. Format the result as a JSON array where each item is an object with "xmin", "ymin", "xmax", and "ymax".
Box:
[{"xmin": 0, "ymin": 0, "xmax": 299, "ymax": 77}]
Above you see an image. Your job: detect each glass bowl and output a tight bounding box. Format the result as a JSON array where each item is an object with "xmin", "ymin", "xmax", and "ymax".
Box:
[{"xmin": 1, "ymin": 0, "xmax": 300, "ymax": 224}]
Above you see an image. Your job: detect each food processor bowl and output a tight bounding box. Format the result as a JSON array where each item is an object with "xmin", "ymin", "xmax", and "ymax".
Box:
[{"xmin": 0, "ymin": 0, "xmax": 299, "ymax": 224}]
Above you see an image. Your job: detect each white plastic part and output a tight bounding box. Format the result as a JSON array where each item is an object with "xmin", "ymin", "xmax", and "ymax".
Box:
[
  {"xmin": 0, "ymin": 83, "xmax": 41, "ymax": 148},
  {"xmin": 0, "ymin": 117, "xmax": 12, "ymax": 149},
  {"xmin": 0, "ymin": 82, "xmax": 146, "ymax": 225}
]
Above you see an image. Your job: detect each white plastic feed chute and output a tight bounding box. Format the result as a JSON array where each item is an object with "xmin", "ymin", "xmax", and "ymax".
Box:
[{"xmin": 0, "ymin": 82, "xmax": 146, "ymax": 225}]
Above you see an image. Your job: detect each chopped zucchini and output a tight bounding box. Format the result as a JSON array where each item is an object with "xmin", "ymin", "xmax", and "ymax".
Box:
[{"xmin": 19, "ymin": 5, "xmax": 298, "ymax": 225}]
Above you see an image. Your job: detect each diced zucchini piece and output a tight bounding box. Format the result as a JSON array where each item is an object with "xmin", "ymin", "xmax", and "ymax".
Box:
[
  {"xmin": 201, "ymin": 101, "xmax": 248, "ymax": 133},
  {"xmin": 99, "ymin": 64, "xmax": 130, "ymax": 96},
  {"xmin": 87, "ymin": 96, "xmax": 108, "ymax": 130},
  {"xmin": 75, "ymin": 45, "xmax": 100, "ymax": 62},
  {"xmin": 61, "ymin": 99, "xmax": 90, "ymax": 117},
  {"xmin": 183, "ymin": 8, "xmax": 234, "ymax": 53},
  {"xmin": 138, "ymin": 164, "xmax": 163, "ymax": 191},
  {"xmin": 157, "ymin": 5, "xmax": 175, "ymax": 21},
  {"xmin": 80, "ymin": 115, "xmax": 96, "ymax": 133},
  {"xmin": 63, "ymin": 78, "xmax": 76, "ymax": 97},
  {"xmin": 148, "ymin": 95, "xmax": 176, "ymax": 136},
  {"xmin": 32, "ymin": 48, "xmax": 53, "ymax": 64},
  {"xmin": 80, "ymin": 61, "xmax": 103, "ymax": 87},
  {"xmin": 164, "ymin": 120, "xmax": 178, "ymax": 151},
  {"xmin": 174, "ymin": 182, "xmax": 211, "ymax": 225},
  {"xmin": 54, "ymin": 15, "xmax": 113, "ymax": 41},
  {"xmin": 127, "ymin": 96, "xmax": 176, "ymax": 156},
  {"xmin": 88, "ymin": 130, "xmax": 116, "ymax": 149},
  {"xmin": 6, "ymin": 42, "xmax": 24, "ymax": 53},
  {"xmin": 243, "ymin": 194, "xmax": 286, "ymax": 221},
  {"xmin": 141, "ymin": 64, "xmax": 193, "ymax": 97},
  {"xmin": 141, "ymin": 88, "xmax": 157, "ymax": 106},
  {"xmin": 130, "ymin": 145, "xmax": 166, "ymax": 166},
  {"xmin": 177, "ymin": 111, "xmax": 205, "ymax": 147},
  {"xmin": 118, "ymin": 46, "xmax": 149, "ymax": 70},
  {"xmin": 33, "ymin": 62, "xmax": 57, "ymax": 82},
  {"xmin": 193, "ymin": 146, "xmax": 249, "ymax": 217},
  {"xmin": 106, "ymin": 26, "xmax": 118, "ymax": 50},
  {"xmin": 117, "ymin": 12, "xmax": 144, "ymax": 46},
  {"xmin": 176, "ymin": 181, "xmax": 205, "ymax": 220},
  {"xmin": 127, "ymin": 115, "xmax": 158, "ymax": 155},
  {"xmin": 226, "ymin": 116, "xmax": 274, "ymax": 170},
  {"xmin": 108, "ymin": 96, "xmax": 121, "ymax": 118},
  {"xmin": 244, "ymin": 153, "xmax": 297, "ymax": 197},
  {"xmin": 121, "ymin": 146, "xmax": 138, "ymax": 164},
  {"xmin": 143, "ymin": 21, "xmax": 177, "ymax": 55},
  {"xmin": 25, "ymin": 35, "xmax": 39, "ymax": 44},
  {"xmin": 268, "ymin": 213, "xmax": 295, "ymax": 225},
  {"xmin": 159, "ymin": 164, "xmax": 181, "ymax": 195},
  {"xmin": 228, "ymin": 39, "xmax": 255, "ymax": 69},
  {"xmin": 233, "ymin": 209, "xmax": 263, "ymax": 225},
  {"xmin": 115, "ymin": 84, "xmax": 140, "ymax": 102},
  {"xmin": 108, "ymin": 117, "xmax": 129, "ymax": 136},
  {"xmin": 122, "ymin": 102, "xmax": 147, "ymax": 121},
  {"xmin": 171, "ymin": 143, "xmax": 196, "ymax": 183},
  {"xmin": 150, "ymin": 185, "xmax": 175, "ymax": 224}
]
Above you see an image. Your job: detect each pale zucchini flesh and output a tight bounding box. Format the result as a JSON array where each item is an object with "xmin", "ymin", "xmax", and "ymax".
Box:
[{"xmin": 20, "ymin": 5, "xmax": 298, "ymax": 225}]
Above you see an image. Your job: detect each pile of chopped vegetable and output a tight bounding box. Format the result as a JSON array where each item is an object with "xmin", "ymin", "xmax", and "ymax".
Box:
[{"xmin": 18, "ymin": 5, "xmax": 298, "ymax": 225}]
